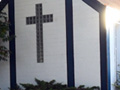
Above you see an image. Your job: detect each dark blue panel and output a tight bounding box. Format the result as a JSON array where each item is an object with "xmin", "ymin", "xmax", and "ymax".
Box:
[
  {"xmin": 0, "ymin": 0, "xmax": 9, "ymax": 11},
  {"xmin": 9, "ymin": 0, "xmax": 17, "ymax": 89},
  {"xmin": 65, "ymin": 0, "xmax": 75, "ymax": 87}
]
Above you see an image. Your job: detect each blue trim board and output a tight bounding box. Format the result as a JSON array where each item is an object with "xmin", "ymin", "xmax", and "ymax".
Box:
[
  {"xmin": 83, "ymin": 0, "xmax": 105, "ymax": 13},
  {"xmin": 107, "ymin": 26, "xmax": 111, "ymax": 90},
  {"xmin": 65, "ymin": 0, "xmax": 75, "ymax": 87},
  {"xmin": 83, "ymin": 0, "xmax": 111, "ymax": 90},
  {"xmin": 0, "ymin": 0, "xmax": 9, "ymax": 12},
  {"xmin": 99, "ymin": 11, "xmax": 109, "ymax": 90},
  {"xmin": 9, "ymin": 0, "xmax": 17, "ymax": 89}
]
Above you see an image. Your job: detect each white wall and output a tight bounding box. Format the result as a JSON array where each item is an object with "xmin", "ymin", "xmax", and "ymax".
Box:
[
  {"xmin": 15, "ymin": 0, "xmax": 102, "ymax": 88},
  {"xmin": 73, "ymin": 0, "xmax": 101, "ymax": 87},
  {"xmin": 15, "ymin": 0, "xmax": 67, "ymax": 85},
  {"xmin": 110, "ymin": 24, "xmax": 120, "ymax": 90},
  {"xmin": 109, "ymin": 24, "xmax": 116, "ymax": 90},
  {"xmin": 116, "ymin": 24, "xmax": 120, "ymax": 72},
  {"xmin": 0, "ymin": 5, "xmax": 10, "ymax": 90}
]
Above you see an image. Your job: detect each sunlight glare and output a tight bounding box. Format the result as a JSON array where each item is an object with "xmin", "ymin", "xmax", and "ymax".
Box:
[{"xmin": 106, "ymin": 6, "xmax": 120, "ymax": 29}]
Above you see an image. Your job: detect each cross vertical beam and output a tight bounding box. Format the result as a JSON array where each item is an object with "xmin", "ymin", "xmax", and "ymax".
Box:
[
  {"xmin": 36, "ymin": 4, "xmax": 44, "ymax": 62},
  {"xmin": 26, "ymin": 4, "xmax": 53, "ymax": 63}
]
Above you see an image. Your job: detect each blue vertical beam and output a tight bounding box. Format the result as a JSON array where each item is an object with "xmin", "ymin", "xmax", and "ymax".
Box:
[
  {"xmin": 65, "ymin": 0, "xmax": 75, "ymax": 87},
  {"xmin": 107, "ymin": 28, "xmax": 111, "ymax": 90},
  {"xmin": 99, "ymin": 10, "xmax": 108, "ymax": 90},
  {"xmin": 9, "ymin": 0, "xmax": 17, "ymax": 89}
]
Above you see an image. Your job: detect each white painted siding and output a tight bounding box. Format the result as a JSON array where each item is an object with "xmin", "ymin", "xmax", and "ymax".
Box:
[
  {"xmin": 15, "ymin": 0, "xmax": 67, "ymax": 85},
  {"xmin": 0, "ymin": 5, "xmax": 10, "ymax": 90},
  {"xmin": 109, "ymin": 25, "xmax": 116, "ymax": 90},
  {"xmin": 73, "ymin": 0, "xmax": 101, "ymax": 87},
  {"xmin": 116, "ymin": 24, "xmax": 120, "ymax": 72}
]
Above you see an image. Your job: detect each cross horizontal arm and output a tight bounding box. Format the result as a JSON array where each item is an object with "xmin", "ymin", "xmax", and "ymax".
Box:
[
  {"xmin": 26, "ymin": 16, "xmax": 36, "ymax": 25},
  {"xmin": 43, "ymin": 14, "xmax": 53, "ymax": 23}
]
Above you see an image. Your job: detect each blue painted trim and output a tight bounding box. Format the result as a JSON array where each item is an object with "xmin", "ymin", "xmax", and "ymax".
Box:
[
  {"xmin": 0, "ymin": 0, "xmax": 9, "ymax": 12},
  {"xmin": 99, "ymin": 11, "xmax": 108, "ymax": 90},
  {"xmin": 82, "ymin": 0, "xmax": 110, "ymax": 90},
  {"xmin": 107, "ymin": 28, "xmax": 111, "ymax": 90},
  {"xmin": 65, "ymin": 0, "xmax": 75, "ymax": 87},
  {"xmin": 9, "ymin": 0, "xmax": 17, "ymax": 89},
  {"xmin": 83, "ymin": 0, "xmax": 105, "ymax": 13}
]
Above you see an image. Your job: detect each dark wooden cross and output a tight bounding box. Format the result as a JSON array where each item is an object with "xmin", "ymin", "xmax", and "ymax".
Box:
[{"xmin": 26, "ymin": 4, "xmax": 53, "ymax": 63}]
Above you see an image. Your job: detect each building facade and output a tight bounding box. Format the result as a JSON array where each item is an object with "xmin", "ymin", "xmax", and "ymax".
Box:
[{"xmin": 0, "ymin": 0, "xmax": 109, "ymax": 90}]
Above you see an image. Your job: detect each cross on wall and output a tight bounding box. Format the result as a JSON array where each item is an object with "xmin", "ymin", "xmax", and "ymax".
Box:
[{"xmin": 26, "ymin": 3, "xmax": 53, "ymax": 63}]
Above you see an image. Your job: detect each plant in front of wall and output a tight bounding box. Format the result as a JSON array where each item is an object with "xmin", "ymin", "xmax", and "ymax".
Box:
[
  {"xmin": 0, "ymin": 12, "xmax": 9, "ymax": 61},
  {"xmin": 114, "ymin": 65, "xmax": 120, "ymax": 89},
  {"xmin": 20, "ymin": 79, "xmax": 68, "ymax": 90},
  {"xmin": 9, "ymin": 78, "xmax": 100, "ymax": 90},
  {"xmin": 18, "ymin": 78, "xmax": 100, "ymax": 90},
  {"xmin": 0, "ymin": 12, "xmax": 15, "ymax": 61},
  {"xmin": 77, "ymin": 85, "xmax": 100, "ymax": 90},
  {"xmin": 114, "ymin": 73, "xmax": 120, "ymax": 90}
]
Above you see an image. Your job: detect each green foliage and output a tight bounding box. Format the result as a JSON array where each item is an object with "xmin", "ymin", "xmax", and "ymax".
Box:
[
  {"xmin": 78, "ymin": 85, "xmax": 100, "ymax": 90},
  {"xmin": 114, "ymin": 81, "xmax": 120, "ymax": 90},
  {"xmin": 20, "ymin": 79, "xmax": 67, "ymax": 90},
  {"xmin": 9, "ymin": 78, "xmax": 100, "ymax": 90},
  {"xmin": 0, "ymin": 12, "xmax": 14, "ymax": 61},
  {"xmin": 114, "ymin": 69, "xmax": 120, "ymax": 89},
  {"xmin": 0, "ymin": 12, "xmax": 9, "ymax": 41}
]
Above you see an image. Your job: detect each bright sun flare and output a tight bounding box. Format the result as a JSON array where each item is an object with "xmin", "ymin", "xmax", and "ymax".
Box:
[{"xmin": 106, "ymin": 6, "xmax": 120, "ymax": 29}]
